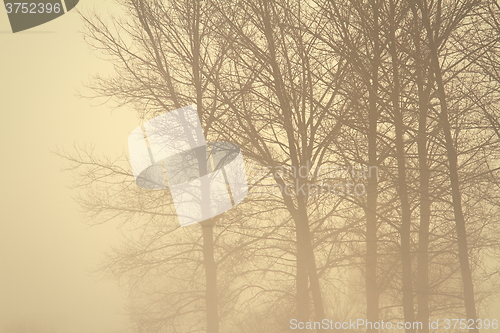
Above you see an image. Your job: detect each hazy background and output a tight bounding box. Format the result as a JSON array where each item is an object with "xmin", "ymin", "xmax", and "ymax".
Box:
[
  {"xmin": 0, "ymin": 1, "xmax": 138, "ymax": 332},
  {"xmin": 2, "ymin": 1, "xmax": 500, "ymax": 333}
]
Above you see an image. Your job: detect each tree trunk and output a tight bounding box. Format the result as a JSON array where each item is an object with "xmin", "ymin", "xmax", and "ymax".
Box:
[
  {"xmin": 260, "ymin": 0, "xmax": 325, "ymax": 321},
  {"xmin": 193, "ymin": 1, "xmax": 219, "ymax": 331},
  {"xmin": 296, "ymin": 220, "xmax": 311, "ymax": 323},
  {"xmin": 411, "ymin": 4, "xmax": 432, "ymax": 331},
  {"xmin": 202, "ymin": 221, "xmax": 220, "ymax": 333},
  {"xmin": 273, "ymin": 174, "xmax": 311, "ymax": 321},
  {"xmin": 366, "ymin": 1, "xmax": 380, "ymax": 330},
  {"xmin": 297, "ymin": 192, "xmax": 325, "ymax": 323},
  {"xmin": 420, "ymin": 1, "xmax": 478, "ymax": 329},
  {"xmin": 388, "ymin": 1, "xmax": 415, "ymax": 330}
]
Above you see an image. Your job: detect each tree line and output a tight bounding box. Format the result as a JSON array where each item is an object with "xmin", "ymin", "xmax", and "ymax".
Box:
[{"xmin": 60, "ymin": 0, "xmax": 500, "ymax": 332}]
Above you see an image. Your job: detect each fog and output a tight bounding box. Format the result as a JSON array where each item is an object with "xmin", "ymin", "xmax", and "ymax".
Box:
[
  {"xmin": 2, "ymin": 1, "xmax": 500, "ymax": 333},
  {"xmin": 1, "ymin": 2, "xmax": 136, "ymax": 332}
]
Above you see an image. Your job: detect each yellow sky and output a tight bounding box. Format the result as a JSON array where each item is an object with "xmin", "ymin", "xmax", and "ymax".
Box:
[
  {"xmin": 2, "ymin": 2, "xmax": 500, "ymax": 332},
  {"xmin": 0, "ymin": 2, "xmax": 138, "ymax": 332}
]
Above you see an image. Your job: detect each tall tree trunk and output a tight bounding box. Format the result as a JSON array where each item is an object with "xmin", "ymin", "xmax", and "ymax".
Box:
[
  {"xmin": 411, "ymin": 4, "xmax": 432, "ymax": 331},
  {"xmin": 297, "ymin": 192, "xmax": 325, "ymax": 323},
  {"xmin": 416, "ymin": 97, "xmax": 431, "ymax": 333},
  {"xmin": 296, "ymin": 218, "xmax": 312, "ymax": 323},
  {"xmin": 273, "ymin": 174, "xmax": 311, "ymax": 321},
  {"xmin": 193, "ymin": 1, "xmax": 219, "ymax": 331},
  {"xmin": 261, "ymin": 0, "xmax": 324, "ymax": 321},
  {"xmin": 366, "ymin": 1, "xmax": 380, "ymax": 331},
  {"xmin": 420, "ymin": 1, "xmax": 478, "ymax": 329},
  {"xmin": 388, "ymin": 1, "xmax": 415, "ymax": 330},
  {"xmin": 202, "ymin": 221, "xmax": 220, "ymax": 333}
]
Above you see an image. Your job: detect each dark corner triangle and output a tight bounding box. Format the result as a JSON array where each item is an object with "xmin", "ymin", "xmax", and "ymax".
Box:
[{"xmin": 64, "ymin": 0, "xmax": 79, "ymax": 11}]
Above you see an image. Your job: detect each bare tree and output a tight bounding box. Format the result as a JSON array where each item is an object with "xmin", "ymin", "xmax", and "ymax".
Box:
[{"xmin": 59, "ymin": 0, "xmax": 500, "ymax": 332}]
